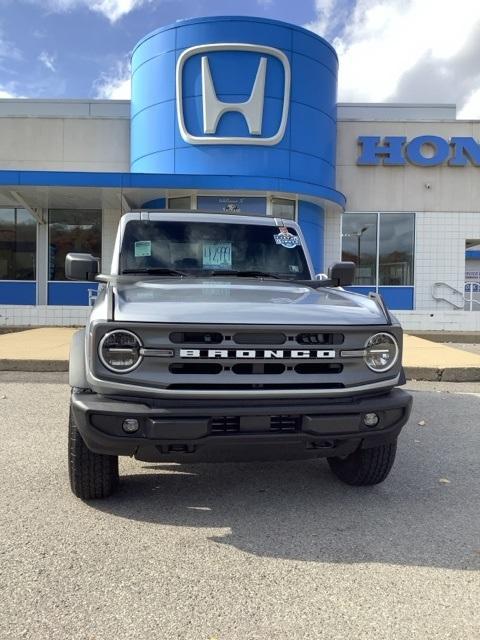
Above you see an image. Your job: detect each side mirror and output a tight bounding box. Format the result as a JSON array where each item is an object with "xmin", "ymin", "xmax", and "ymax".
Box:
[
  {"xmin": 65, "ymin": 253, "xmax": 100, "ymax": 281},
  {"xmin": 328, "ymin": 261, "xmax": 355, "ymax": 287}
]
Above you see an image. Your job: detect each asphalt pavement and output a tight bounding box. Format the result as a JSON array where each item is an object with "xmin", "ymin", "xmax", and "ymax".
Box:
[{"xmin": 0, "ymin": 373, "xmax": 479, "ymax": 640}]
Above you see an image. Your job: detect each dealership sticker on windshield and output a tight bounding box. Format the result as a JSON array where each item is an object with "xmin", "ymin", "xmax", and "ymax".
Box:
[
  {"xmin": 134, "ymin": 240, "xmax": 152, "ymax": 257},
  {"xmin": 203, "ymin": 243, "xmax": 232, "ymax": 269},
  {"xmin": 274, "ymin": 227, "xmax": 300, "ymax": 249}
]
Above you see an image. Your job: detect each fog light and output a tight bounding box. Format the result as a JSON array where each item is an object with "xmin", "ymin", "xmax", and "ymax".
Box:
[
  {"xmin": 122, "ymin": 418, "xmax": 139, "ymax": 433},
  {"xmin": 363, "ymin": 412, "xmax": 379, "ymax": 428}
]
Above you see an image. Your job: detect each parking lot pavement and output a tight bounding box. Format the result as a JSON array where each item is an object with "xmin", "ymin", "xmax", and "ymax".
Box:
[{"xmin": 0, "ymin": 373, "xmax": 479, "ymax": 640}]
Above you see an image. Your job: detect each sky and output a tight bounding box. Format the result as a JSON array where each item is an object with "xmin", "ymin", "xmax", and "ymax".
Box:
[{"xmin": 1, "ymin": 0, "xmax": 480, "ymax": 118}]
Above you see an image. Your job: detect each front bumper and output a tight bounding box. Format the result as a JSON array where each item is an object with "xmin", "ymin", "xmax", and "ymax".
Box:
[{"xmin": 71, "ymin": 388, "xmax": 412, "ymax": 463}]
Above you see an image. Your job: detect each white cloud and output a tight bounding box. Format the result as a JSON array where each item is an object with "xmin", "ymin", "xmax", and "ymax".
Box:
[
  {"xmin": 0, "ymin": 83, "xmax": 27, "ymax": 98},
  {"xmin": 30, "ymin": 0, "xmax": 153, "ymax": 23},
  {"xmin": 305, "ymin": 0, "xmax": 337, "ymax": 39},
  {"xmin": 307, "ymin": 0, "xmax": 480, "ymax": 117},
  {"xmin": 458, "ymin": 88, "xmax": 480, "ymax": 119},
  {"xmin": 94, "ymin": 60, "xmax": 131, "ymax": 99},
  {"xmin": 39, "ymin": 50, "xmax": 56, "ymax": 72}
]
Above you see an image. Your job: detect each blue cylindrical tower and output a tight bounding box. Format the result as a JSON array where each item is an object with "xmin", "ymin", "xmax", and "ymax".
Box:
[{"xmin": 131, "ymin": 16, "xmax": 343, "ymax": 207}]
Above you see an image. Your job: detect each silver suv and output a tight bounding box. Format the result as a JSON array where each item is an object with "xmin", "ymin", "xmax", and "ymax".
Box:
[{"xmin": 66, "ymin": 212, "xmax": 412, "ymax": 499}]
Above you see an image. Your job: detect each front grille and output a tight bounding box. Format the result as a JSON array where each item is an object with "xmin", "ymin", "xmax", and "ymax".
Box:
[
  {"xmin": 95, "ymin": 323, "xmax": 389, "ymax": 394},
  {"xmin": 209, "ymin": 415, "xmax": 301, "ymax": 434},
  {"xmin": 155, "ymin": 326, "xmax": 359, "ymax": 390},
  {"xmin": 270, "ymin": 415, "xmax": 301, "ymax": 432},
  {"xmin": 210, "ymin": 416, "xmax": 240, "ymax": 433}
]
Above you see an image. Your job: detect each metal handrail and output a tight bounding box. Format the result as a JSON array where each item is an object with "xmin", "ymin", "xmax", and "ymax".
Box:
[{"xmin": 432, "ymin": 281, "xmax": 480, "ymax": 310}]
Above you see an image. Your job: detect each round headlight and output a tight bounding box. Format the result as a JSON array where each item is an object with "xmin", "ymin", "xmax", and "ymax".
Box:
[
  {"xmin": 364, "ymin": 333, "xmax": 399, "ymax": 372},
  {"xmin": 99, "ymin": 330, "xmax": 142, "ymax": 373}
]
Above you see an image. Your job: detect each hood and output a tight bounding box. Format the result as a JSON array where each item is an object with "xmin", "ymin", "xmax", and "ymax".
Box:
[{"xmin": 111, "ymin": 278, "xmax": 388, "ymax": 325}]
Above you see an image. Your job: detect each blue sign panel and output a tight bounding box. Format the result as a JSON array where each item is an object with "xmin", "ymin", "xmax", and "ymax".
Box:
[
  {"xmin": 130, "ymin": 16, "xmax": 345, "ymax": 207},
  {"xmin": 48, "ymin": 282, "xmax": 98, "ymax": 306},
  {"xmin": 0, "ymin": 281, "xmax": 36, "ymax": 305},
  {"xmin": 197, "ymin": 196, "xmax": 266, "ymax": 214}
]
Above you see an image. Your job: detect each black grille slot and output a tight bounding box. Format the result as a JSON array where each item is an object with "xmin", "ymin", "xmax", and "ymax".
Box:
[
  {"xmin": 170, "ymin": 332, "xmax": 223, "ymax": 344},
  {"xmin": 210, "ymin": 416, "xmax": 240, "ymax": 433},
  {"xmin": 232, "ymin": 363, "xmax": 285, "ymax": 375},
  {"xmin": 168, "ymin": 383, "xmax": 345, "ymax": 390},
  {"xmin": 297, "ymin": 333, "xmax": 344, "ymax": 345},
  {"xmin": 169, "ymin": 363, "xmax": 222, "ymax": 374},
  {"xmin": 295, "ymin": 363, "xmax": 343, "ymax": 374},
  {"xmin": 270, "ymin": 415, "xmax": 301, "ymax": 432},
  {"xmin": 233, "ymin": 332, "xmax": 286, "ymax": 344}
]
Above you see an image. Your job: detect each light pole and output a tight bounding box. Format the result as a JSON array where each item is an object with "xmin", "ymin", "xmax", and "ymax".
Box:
[{"xmin": 342, "ymin": 225, "xmax": 370, "ymax": 276}]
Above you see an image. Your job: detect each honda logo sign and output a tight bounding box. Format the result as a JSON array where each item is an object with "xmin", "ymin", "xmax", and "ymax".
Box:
[{"xmin": 176, "ymin": 43, "xmax": 291, "ymax": 145}]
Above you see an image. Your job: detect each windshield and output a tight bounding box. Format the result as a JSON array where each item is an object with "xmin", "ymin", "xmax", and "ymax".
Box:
[{"xmin": 120, "ymin": 220, "xmax": 311, "ymax": 279}]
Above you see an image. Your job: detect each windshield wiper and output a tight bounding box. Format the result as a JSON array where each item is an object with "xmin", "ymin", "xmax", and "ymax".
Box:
[
  {"xmin": 121, "ymin": 268, "xmax": 188, "ymax": 276},
  {"xmin": 205, "ymin": 269, "xmax": 282, "ymax": 279}
]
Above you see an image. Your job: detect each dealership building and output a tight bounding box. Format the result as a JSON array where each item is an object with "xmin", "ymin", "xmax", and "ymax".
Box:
[{"xmin": 1, "ymin": 15, "xmax": 480, "ymax": 331}]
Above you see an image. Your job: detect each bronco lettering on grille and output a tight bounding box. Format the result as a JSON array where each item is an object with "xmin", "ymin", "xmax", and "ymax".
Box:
[{"xmin": 179, "ymin": 349, "xmax": 336, "ymax": 359}]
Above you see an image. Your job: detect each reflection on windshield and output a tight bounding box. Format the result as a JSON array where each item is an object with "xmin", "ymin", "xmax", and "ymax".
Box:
[{"xmin": 120, "ymin": 220, "xmax": 310, "ymax": 279}]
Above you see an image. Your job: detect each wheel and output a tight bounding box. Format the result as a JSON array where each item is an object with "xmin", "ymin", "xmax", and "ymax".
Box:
[
  {"xmin": 327, "ymin": 440, "xmax": 397, "ymax": 486},
  {"xmin": 68, "ymin": 406, "xmax": 119, "ymax": 499}
]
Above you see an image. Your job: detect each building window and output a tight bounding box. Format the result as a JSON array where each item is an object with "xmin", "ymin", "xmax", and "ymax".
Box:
[
  {"xmin": 0, "ymin": 208, "xmax": 36, "ymax": 280},
  {"xmin": 341, "ymin": 212, "xmax": 415, "ymax": 287},
  {"xmin": 168, "ymin": 196, "xmax": 192, "ymax": 210},
  {"xmin": 271, "ymin": 197, "xmax": 296, "ymax": 219},
  {"xmin": 48, "ymin": 209, "xmax": 101, "ymax": 281},
  {"xmin": 341, "ymin": 212, "xmax": 378, "ymax": 285},
  {"xmin": 378, "ymin": 213, "xmax": 415, "ymax": 286}
]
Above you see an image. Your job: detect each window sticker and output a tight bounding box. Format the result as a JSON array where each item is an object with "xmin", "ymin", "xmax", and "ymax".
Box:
[
  {"xmin": 289, "ymin": 265, "xmax": 300, "ymax": 273},
  {"xmin": 202, "ymin": 243, "xmax": 232, "ymax": 269},
  {"xmin": 134, "ymin": 240, "xmax": 152, "ymax": 257},
  {"xmin": 274, "ymin": 226, "xmax": 301, "ymax": 249}
]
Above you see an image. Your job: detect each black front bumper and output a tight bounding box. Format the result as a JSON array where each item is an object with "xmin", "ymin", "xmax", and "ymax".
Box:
[{"xmin": 71, "ymin": 388, "xmax": 412, "ymax": 463}]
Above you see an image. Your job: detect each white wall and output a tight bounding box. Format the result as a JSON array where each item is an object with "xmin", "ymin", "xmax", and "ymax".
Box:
[
  {"xmin": 0, "ymin": 100, "xmax": 130, "ymax": 172},
  {"xmin": 337, "ymin": 119, "xmax": 480, "ymax": 213},
  {"xmin": 324, "ymin": 208, "xmax": 342, "ymax": 270}
]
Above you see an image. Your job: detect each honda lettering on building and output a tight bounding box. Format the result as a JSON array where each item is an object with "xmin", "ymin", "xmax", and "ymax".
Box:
[
  {"xmin": 357, "ymin": 135, "xmax": 480, "ymax": 167},
  {"xmin": 176, "ymin": 43, "xmax": 291, "ymax": 145}
]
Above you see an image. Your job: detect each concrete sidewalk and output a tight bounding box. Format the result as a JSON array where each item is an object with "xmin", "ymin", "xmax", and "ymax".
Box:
[
  {"xmin": 0, "ymin": 328, "xmax": 76, "ymax": 372},
  {"xmin": 0, "ymin": 327, "xmax": 480, "ymax": 381}
]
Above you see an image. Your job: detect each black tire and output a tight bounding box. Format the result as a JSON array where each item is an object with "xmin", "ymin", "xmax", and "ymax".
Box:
[
  {"xmin": 68, "ymin": 407, "xmax": 119, "ymax": 499},
  {"xmin": 327, "ymin": 440, "xmax": 397, "ymax": 486}
]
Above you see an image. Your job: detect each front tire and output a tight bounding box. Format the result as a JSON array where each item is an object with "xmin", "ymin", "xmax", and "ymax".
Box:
[
  {"xmin": 68, "ymin": 407, "xmax": 119, "ymax": 499},
  {"xmin": 327, "ymin": 440, "xmax": 397, "ymax": 486}
]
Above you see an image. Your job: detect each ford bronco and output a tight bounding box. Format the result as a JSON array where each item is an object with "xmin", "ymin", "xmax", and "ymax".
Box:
[{"xmin": 66, "ymin": 211, "xmax": 412, "ymax": 499}]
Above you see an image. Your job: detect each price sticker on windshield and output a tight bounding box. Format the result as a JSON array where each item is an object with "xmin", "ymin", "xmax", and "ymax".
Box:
[
  {"xmin": 202, "ymin": 243, "xmax": 232, "ymax": 269},
  {"xmin": 134, "ymin": 240, "xmax": 152, "ymax": 257},
  {"xmin": 274, "ymin": 227, "xmax": 300, "ymax": 249}
]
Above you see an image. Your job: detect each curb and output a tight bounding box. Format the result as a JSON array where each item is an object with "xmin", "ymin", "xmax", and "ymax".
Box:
[
  {"xmin": 0, "ymin": 359, "xmax": 68, "ymax": 372},
  {"xmin": 2, "ymin": 360, "xmax": 480, "ymax": 382},
  {"xmin": 404, "ymin": 366, "xmax": 480, "ymax": 382}
]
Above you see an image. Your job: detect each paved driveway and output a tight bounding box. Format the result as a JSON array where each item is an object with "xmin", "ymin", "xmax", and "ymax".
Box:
[{"xmin": 1, "ymin": 373, "xmax": 479, "ymax": 639}]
